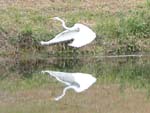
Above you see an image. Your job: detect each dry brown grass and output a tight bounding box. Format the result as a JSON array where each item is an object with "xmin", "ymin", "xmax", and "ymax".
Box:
[{"xmin": 0, "ymin": 0, "xmax": 145, "ymax": 12}]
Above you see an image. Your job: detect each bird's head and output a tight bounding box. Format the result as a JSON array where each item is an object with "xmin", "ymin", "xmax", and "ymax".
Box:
[
  {"xmin": 41, "ymin": 71, "xmax": 46, "ymax": 74},
  {"xmin": 52, "ymin": 17, "xmax": 62, "ymax": 21}
]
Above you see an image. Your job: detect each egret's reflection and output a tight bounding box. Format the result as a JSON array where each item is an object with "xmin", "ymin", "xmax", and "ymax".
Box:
[{"xmin": 41, "ymin": 70, "xmax": 96, "ymax": 101}]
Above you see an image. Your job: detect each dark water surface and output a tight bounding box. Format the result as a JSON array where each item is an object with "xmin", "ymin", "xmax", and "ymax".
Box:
[
  {"xmin": 1, "ymin": 55, "xmax": 150, "ymax": 89},
  {"xmin": 0, "ymin": 55, "xmax": 150, "ymax": 113}
]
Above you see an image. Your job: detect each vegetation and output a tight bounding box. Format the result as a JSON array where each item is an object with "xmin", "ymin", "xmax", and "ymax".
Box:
[
  {"xmin": 0, "ymin": 1, "xmax": 150, "ymax": 113},
  {"xmin": 0, "ymin": 0, "xmax": 150, "ymax": 57}
]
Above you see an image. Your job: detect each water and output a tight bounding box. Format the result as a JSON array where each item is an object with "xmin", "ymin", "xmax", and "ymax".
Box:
[
  {"xmin": 0, "ymin": 55, "xmax": 150, "ymax": 113},
  {"xmin": 1, "ymin": 55, "xmax": 150, "ymax": 88}
]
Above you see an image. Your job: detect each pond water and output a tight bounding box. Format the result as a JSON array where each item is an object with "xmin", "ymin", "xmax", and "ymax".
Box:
[
  {"xmin": 0, "ymin": 54, "xmax": 150, "ymax": 113},
  {"xmin": 1, "ymin": 55, "xmax": 150, "ymax": 89}
]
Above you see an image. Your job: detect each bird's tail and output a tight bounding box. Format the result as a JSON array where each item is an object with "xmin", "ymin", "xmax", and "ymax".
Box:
[
  {"xmin": 40, "ymin": 41, "xmax": 52, "ymax": 45},
  {"xmin": 41, "ymin": 70, "xmax": 54, "ymax": 77}
]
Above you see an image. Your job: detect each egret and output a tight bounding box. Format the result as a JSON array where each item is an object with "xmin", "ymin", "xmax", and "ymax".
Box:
[
  {"xmin": 40, "ymin": 17, "xmax": 96, "ymax": 48},
  {"xmin": 41, "ymin": 70, "xmax": 96, "ymax": 101}
]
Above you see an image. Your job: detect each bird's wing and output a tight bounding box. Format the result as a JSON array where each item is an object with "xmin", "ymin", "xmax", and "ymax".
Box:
[
  {"xmin": 68, "ymin": 24, "xmax": 96, "ymax": 48},
  {"xmin": 55, "ymin": 77, "xmax": 71, "ymax": 85},
  {"xmin": 46, "ymin": 30, "xmax": 78, "ymax": 44},
  {"xmin": 73, "ymin": 73, "xmax": 96, "ymax": 92},
  {"xmin": 54, "ymin": 72, "xmax": 80, "ymax": 87}
]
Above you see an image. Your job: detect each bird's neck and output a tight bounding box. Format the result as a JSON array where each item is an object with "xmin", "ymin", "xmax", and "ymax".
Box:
[
  {"xmin": 61, "ymin": 20, "xmax": 70, "ymax": 30},
  {"xmin": 58, "ymin": 19, "xmax": 79, "ymax": 31}
]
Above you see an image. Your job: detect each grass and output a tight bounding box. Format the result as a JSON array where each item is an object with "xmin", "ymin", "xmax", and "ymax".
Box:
[
  {"xmin": 0, "ymin": 0, "xmax": 150, "ymax": 56},
  {"xmin": 95, "ymin": 8, "xmax": 150, "ymax": 54}
]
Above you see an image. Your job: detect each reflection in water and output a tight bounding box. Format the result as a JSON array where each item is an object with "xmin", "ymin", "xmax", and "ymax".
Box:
[
  {"xmin": 15, "ymin": 56, "xmax": 81, "ymax": 77},
  {"xmin": 41, "ymin": 70, "xmax": 96, "ymax": 101},
  {"xmin": 0, "ymin": 55, "xmax": 150, "ymax": 89}
]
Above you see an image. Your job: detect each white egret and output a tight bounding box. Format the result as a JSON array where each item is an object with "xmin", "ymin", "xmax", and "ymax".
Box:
[
  {"xmin": 41, "ymin": 70, "xmax": 96, "ymax": 101},
  {"xmin": 40, "ymin": 17, "xmax": 96, "ymax": 48}
]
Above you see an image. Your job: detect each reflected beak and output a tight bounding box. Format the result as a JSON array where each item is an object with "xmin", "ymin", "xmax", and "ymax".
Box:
[
  {"xmin": 50, "ymin": 17, "xmax": 57, "ymax": 20},
  {"xmin": 50, "ymin": 17, "xmax": 54, "ymax": 20}
]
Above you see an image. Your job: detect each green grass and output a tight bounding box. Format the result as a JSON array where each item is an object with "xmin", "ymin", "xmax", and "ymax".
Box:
[
  {"xmin": 95, "ymin": 8, "xmax": 150, "ymax": 54},
  {"xmin": 0, "ymin": 1, "xmax": 150, "ymax": 56}
]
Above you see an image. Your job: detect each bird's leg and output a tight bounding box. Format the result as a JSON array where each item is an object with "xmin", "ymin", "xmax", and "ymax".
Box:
[
  {"xmin": 41, "ymin": 70, "xmax": 51, "ymax": 74},
  {"xmin": 54, "ymin": 86, "xmax": 74, "ymax": 101}
]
